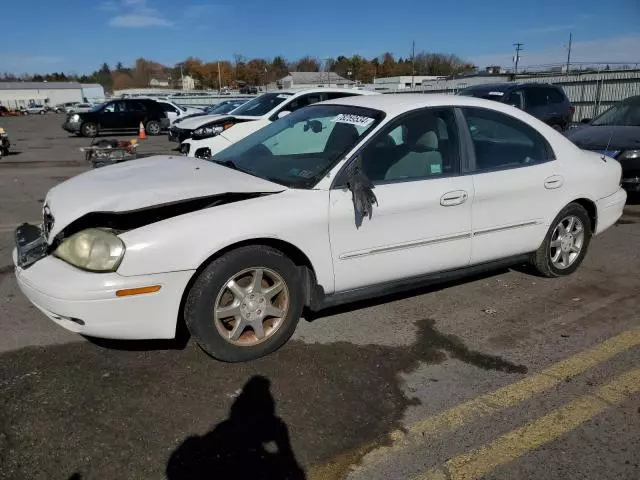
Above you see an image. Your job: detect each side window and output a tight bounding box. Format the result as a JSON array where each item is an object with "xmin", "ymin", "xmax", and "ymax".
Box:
[
  {"xmin": 163, "ymin": 103, "xmax": 179, "ymax": 113},
  {"xmin": 326, "ymin": 92, "xmax": 358, "ymax": 100},
  {"xmin": 546, "ymin": 87, "xmax": 565, "ymax": 104},
  {"xmin": 524, "ymin": 87, "xmax": 546, "ymax": 107},
  {"xmin": 504, "ymin": 89, "xmax": 525, "ymax": 109},
  {"xmin": 128, "ymin": 101, "xmax": 147, "ymax": 112},
  {"xmin": 103, "ymin": 102, "xmax": 116, "ymax": 113},
  {"xmin": 361, "ymin": 108, "xmax": 460, "ymax": 183},
  {"xmin": 462, "ymin": 107, "xmax": 552, "ymax": 172}
]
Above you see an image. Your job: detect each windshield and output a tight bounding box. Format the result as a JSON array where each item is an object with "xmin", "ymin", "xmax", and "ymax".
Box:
[
  {"xmin": 230, "ymin": 93, "xmax": 293, "ymax": 117},
  {"xmin": 213, "ymin": 104, "xmax": 384, "ymax": 188},
  {"xmin": 206, "ymin": 101, "xmax": 245, "ymax": 115},
  {"xmin": 591, "ymin": 98, "xmax": 640, "ymax": 126}
]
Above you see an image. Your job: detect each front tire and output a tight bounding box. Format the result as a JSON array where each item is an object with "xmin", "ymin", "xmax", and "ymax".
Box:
[
  {"xmin": 81, "ymin": 122, "xmax": 98, "ymax": 137},
  {"xmin": 532, "ymin": 203, "xmax": 592, "ymax": 277},
  {"xmin": 145, "ymin": 120, "xmax": 161, "ymax": 136},
  {"xmin": 184, "ymin": 245, "xmax": 304, "ymax": 362}
]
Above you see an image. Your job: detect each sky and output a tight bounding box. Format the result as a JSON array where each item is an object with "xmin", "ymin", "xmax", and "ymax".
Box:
[{"xmin": 1, "ymin": 0, "xmax": 638, "ymax": 74}]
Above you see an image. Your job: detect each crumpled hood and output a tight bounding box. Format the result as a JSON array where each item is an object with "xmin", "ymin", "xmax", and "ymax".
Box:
[
  {"xmin": 175, "ymin": 114, "xmax": 259, "ymax": 130},
  {"xmin": 567, "ymin": 125, "xmax": 640, "ymax": 151},
  {"xmin": 44, "ymin": 155, "xmax": 284, "ymax": 240}
]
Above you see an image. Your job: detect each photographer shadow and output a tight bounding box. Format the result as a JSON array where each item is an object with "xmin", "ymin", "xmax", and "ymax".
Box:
[{"xmin": 166, "ymin": 375, "xmax": 306, "ymax": 480}]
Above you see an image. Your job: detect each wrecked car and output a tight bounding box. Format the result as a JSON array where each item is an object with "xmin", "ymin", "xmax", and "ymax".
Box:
[{"xmin": 13, "ymin": 94, "xmax": 626, "ymax": 362}]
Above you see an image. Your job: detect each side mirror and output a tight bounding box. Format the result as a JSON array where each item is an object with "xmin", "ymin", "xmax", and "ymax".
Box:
[
  {"xmin": 277, "ymin": 110, "xmax": 291, "ymax": 119},
  {"xmin": 580, "ymin": 118, "xmax": 592, "ymax": 124}
]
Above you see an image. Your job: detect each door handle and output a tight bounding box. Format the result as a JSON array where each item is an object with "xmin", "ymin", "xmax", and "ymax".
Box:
[
  {"xmin": 544, "ymin": 175, "xmax": 564, "ymax": 189},
  {"xmin": 440, "ymin": 190, "xmax": 468, "ymax": 206}
]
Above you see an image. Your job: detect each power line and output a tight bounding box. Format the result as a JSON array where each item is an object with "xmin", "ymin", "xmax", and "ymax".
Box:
[{"xmin": 513, "ymin": 43, "xmax": 524, "ymax": 75}]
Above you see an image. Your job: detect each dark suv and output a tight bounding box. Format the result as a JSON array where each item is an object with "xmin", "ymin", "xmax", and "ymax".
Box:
[
  {"xmin": 458, "ymin": 83, "xmax": 574, "ymax": 131},
  {"xmin": 63, "ymin": 99, "xmax": 167, "ymax": 137}
]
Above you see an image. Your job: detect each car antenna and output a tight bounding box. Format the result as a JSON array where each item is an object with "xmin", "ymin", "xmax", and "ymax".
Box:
[{"xmin": 601, "ymin": 130, "xmax": 614, "ymax": 162}]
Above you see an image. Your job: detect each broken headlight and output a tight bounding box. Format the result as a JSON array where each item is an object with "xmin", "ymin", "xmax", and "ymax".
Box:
[
  {"xmin": 54, "ymin": 228, "xmax": 125, "ymax": 272},
  {"xmin": 192, "ymin": 125, "xmax": 224, "ymax": 140}
]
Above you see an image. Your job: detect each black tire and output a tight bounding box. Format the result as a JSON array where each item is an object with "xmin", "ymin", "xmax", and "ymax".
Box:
[
  {"xmin": 145, "ymin": 120, "xmax": 161, "ymax": 136},
  {"xmin": 551, "ymin": 124, "xmax": 563, "ymax": 132},
  {"xmin": 532, "ymin": 202, "xmax": 592, "ymax": 277},
  {"xmin": 184, "ymin": 245, "xmax": 304, "ymax": 362},
  {"xmin": 81, "ymin": 122, "xmax": 98, "ymax": 137}
]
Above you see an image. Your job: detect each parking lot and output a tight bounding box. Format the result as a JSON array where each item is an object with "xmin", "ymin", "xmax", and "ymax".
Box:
[{"xmin": 0, "ymin": 114, "xmax": 639, "ymax": 480}]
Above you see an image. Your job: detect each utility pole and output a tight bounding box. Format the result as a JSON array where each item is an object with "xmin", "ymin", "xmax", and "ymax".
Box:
[
  {"xmin": 217, "ymin": 61, "xmax": 222, "ymax": 91},
  {"xmin": 565, "ymin": 32, "xmax": 572, "ymax": 74},
  {"xmin": 513, "ymin": 42, "xmax": 523, "ymax": 75},
  {"xmin": 411, "ymin": 40, "xmax": 416, "ymax": 88}
]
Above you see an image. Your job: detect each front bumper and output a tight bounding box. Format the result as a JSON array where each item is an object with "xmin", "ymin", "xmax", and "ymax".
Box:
[
  {"xmin": 595, "ymin": 187, "xmax": 627, "ymax": 235},
  {"xmin": 168, "ymin": 127, "xmax": 191, "ymax": 143},
  {"xmin": 63, "ymin": 120, "xmax": 81, "ymax": 133},
  {"xmin": 13, "ymin": 248, "xmax": 194, "ymax": 340}
]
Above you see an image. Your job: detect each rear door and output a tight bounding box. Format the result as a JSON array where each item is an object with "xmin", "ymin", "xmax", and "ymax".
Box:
[
  {"xmin": 461, "ymin": 106, "xmax": 564, "ymax": 264},
  {"xmin": 126, "ymin": 100, "xmax": 149, "ymax": 130}
]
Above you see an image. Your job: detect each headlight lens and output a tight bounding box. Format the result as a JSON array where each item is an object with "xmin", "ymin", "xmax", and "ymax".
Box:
[
  {"xmin": 71, "ymin": 114, "xmax": 80, "ymax": 122},
  {"xmin": 193, "ymin": 125, "xmax": 224, "ymax": 139},
  {"xmin": 618, "ymin": 150, "xmax": 640, "ymax": 161},
  {"xmin": 54, "ymin": 228, "xmax": 125, "ymax": 272}
]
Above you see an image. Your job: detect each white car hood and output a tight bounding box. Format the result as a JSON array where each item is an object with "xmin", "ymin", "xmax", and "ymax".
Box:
[{"xmin": 44, "ymin": 155, "xmax": 284, "ymax": 240}]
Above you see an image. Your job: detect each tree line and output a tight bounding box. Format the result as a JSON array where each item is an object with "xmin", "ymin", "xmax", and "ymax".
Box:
[{"xmin": 0, "ymin": 52, "xmax": 475, "ymax": 91}]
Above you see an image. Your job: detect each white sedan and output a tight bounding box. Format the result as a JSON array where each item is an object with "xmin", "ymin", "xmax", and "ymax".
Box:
[
  {"xmin": 13, "ymin": 94, "xmax": 626, "ymax": 362},
  {"xmin": 178, "ymin": 87, "xmax": 378, "ymax": 157}
]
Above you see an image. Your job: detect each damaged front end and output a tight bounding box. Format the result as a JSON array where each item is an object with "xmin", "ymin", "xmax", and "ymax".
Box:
[{"xmin": 14, "ymin": 191, "xmax": 278, "ymax": 270}]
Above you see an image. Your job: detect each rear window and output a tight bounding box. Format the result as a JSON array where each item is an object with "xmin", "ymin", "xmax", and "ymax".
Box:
[
  {"xmin": 458, "ymin": 87, "xmax": 510, "ymax": 101},
  {"xmin": 545, "ymin": 87, "xmax": 565, "ymax": 104}
]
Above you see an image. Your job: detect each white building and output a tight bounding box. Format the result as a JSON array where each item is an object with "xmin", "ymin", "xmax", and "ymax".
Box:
[
  {"xmin": 368, "ymin": 75, "xmax": 446, "ymax": 92},
  {"xmin": 275, "ymin": 72, "xmax": 355, "ymax": 90},
  {"xmin": 0, "ymin": 82, "xmax": 105, "ymax": 108},
  {"xmin": 181, "ymin": 75, "xmax": 195, "ymax": 90},
  {"xmin": 149, "ymin": 76, "xmax": 170, "ymax": 87}
]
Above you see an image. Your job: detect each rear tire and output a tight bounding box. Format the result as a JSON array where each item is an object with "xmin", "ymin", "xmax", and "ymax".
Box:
[
  {"xmin": 184, "ymin": 245, "xmax": 304, "ymax": 362},
  {"xmin": 81, "ymin": 122, "xmax": 98, "ymax": 137},
  {"xmin": 145, "ymin": 120, "xmax": 161, "ymax": 136},
  {"xmin": 532, "ymin": 203, "xmax": 592, "ymax": 277}
]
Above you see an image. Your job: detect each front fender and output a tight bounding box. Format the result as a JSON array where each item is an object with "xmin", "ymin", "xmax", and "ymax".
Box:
[{"xmin": 116, "ymin": 189, "xmax": 335, "ymax": 293}]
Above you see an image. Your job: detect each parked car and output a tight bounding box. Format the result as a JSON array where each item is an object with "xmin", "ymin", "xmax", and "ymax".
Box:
[
  {"xmin": 0, "ymin": 106, "xmax": 9, "ymax": 116},
  {"xmin": 458, "ymin": 83, "xmax": 574, "ymax": 131},
  {"xmin": 179, "ymin": 88, "xmax": 378, "ymax": 157},
  {"xmin": 13, "ymin": 94, "xmax": 626, "ymax": 362},
  {"xmin": 66, "ymin": 103, "xmax": 94, "ymax": 114},
  {"xmin": 239, "ymin": 85, "xmax": 258, "ymax": 94},
  {"xmin": 25, "ymin": 104, "xmax": 47, "ymax": 115},
  {"xmin": 169, "ymin": 100, "xmax": 249, "ymax": 138},
  {"xmin": 62, "ymin": 98, "xmax": 167, "ymax": 137},
  {"xmin": 567, "ymin": 95, "xmax": 640, "ymax": 192}
]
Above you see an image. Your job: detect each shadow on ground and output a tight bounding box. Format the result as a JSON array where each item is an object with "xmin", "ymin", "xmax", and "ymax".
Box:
[
  {"xmin": 0, "ymin": 318, "xmax": 526, "ymax": 479},
  {"xmin": 167, "ymin": 375, "xmax": 306, "ymax": 480}
]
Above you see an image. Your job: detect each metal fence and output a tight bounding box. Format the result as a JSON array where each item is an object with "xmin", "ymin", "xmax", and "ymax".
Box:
[{"xmin": 388, "ymin": 69, "xmax": 640, "ymax": 120}]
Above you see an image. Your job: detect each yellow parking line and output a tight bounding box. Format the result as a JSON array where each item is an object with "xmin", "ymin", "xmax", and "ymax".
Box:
[
  {"xmin": 419, "ymin": 367, "xmax": 640, "ymax": 480},
  {"xmin": 408, "ymin": 327, "xmax": 640, "ymax": 441},
  {"xmin": 307, "ymin": 328, "xmax": 640, "ymax": 479}
]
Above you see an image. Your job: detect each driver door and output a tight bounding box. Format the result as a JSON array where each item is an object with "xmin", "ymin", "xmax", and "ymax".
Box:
[
  {"xmin": 328, "ymin": 108, "xmax": 473, "ymax": 292},
  {"xmin": 99, "ymin": 101, "xmax": 127, "ymax": 131}
]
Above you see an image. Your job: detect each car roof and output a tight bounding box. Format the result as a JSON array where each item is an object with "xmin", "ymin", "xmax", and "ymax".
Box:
[
  {"xmin": 319, "ymin": 93, "xmax": 529, "ymax": 116},
  {"xmin": 277, "ymin": 87, "xmax": 377, "ymax": 97}
]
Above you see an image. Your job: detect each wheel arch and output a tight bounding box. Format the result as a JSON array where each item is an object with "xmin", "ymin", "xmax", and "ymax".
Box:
[
  {"xmin": 570, "ymin": 197, "xmax": 597, "ymax": 233},
  {"xmin": 177, "ymin": 238, "xmax": 322, "ymax": 329}
]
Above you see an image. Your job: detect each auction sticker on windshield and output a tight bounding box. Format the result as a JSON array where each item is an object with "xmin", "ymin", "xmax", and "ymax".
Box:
[{"xmin": 331, "ymin": 114, "xmax": 374, "ymax": 127}]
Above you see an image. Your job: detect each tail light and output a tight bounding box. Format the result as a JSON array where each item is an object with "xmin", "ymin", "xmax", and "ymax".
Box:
[{"xmin": 569, "ymin": 105, "xmax": 575, "ymax": 117}]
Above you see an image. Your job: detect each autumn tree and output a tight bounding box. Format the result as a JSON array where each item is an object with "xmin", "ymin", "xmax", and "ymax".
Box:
[{"xmin": 293, "ymin": 56, "xmax": 320, "ymax": 72}]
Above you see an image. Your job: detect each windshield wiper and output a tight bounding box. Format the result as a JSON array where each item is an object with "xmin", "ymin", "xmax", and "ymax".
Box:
[{"xmin": 212, "ymin": 159, "xmax": 241, "ymax": 171}]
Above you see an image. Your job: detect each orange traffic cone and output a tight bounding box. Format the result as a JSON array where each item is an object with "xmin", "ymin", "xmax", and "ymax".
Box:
[{"xmin": 138, "ymin": 122, "xmax": 146, "ymax": 140}]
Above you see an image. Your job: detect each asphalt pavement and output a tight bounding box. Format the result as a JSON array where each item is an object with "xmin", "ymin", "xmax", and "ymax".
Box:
[{"xmin": 0, "ymin": 114, "xmax": 638, "ymax": 480}]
